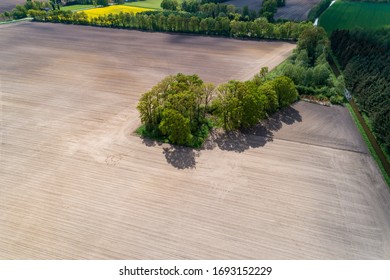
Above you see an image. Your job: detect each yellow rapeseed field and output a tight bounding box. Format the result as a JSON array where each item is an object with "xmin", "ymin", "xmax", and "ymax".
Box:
[{"xmin": 83, "ymin": 5, "xmax": 151, "ymax": 18}]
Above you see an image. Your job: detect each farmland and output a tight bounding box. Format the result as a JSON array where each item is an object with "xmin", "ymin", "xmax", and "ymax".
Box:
[
  {"xmin": 61, "ymin": 4, "xmax": 95, "ymax": 12},
  {"xmin": 125, "ymin": 0, "xmax": 164, "ymax": 9},
  {"xmin": 319, "ymin": 1, "xmax": 390, "ymax": 34},
  {"xmin": 1, "ymin": 22, "xmax": 389, "ymax": 259},
  {"xmin": 225, "ymin": 0, "xmax": 263, "ymax": 11},
  {"xmin": 83, "ymin": 5, "xmax": 152, "ymax": 18},
  {"xmin": 274, "ymin": 0, "xmax": 322, "ymax": 21},
  {"xmin": 0, "ymin": 0, "xmax": 29, "ymax": 13}
]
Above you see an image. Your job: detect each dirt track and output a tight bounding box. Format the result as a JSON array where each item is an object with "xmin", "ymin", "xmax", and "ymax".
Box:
[{"xmin": 1, "ymin": 22, "xmax": 389, "ymax": 259}]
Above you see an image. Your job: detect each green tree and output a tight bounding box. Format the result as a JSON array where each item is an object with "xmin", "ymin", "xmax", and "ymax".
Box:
[
  {"xmin": 159, "ymin": 109, "xmax": 192, "ymax": 145},
  {"xmin": 272, "ymin": 76, "xmax": 298, "ymax": 108},
  {"xmin": 161, "ymin": 0, "xmax": 179, "ymax": 11},
  {"xmin": 11, "ymin": 5, "xmax": 27, "ymax": 19},
  {"xmin": 97, "ymin": 0, "xmax": 109, "ymax": 7},
  {"xmin": 297, "ymin": 26, "xmax": 328, "ymax": 66}
]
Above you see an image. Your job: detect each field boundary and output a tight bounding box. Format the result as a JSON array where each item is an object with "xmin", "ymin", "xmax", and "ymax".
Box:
[
  {"xmin": 0, "ymin": 17, "xmax": 32, "ymax": 25},
  {"xmin": 346, "ymin": 102, "xmax": 390, "ymax": 187},
  {"xmin": 327, "ymin": 50, "xmax": 390, "ymax": 187}
]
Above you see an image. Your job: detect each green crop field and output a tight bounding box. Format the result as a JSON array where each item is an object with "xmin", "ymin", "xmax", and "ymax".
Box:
[
  {"xmin": 61, "ymin": 4, "xmax": 95, "ymax": 11},
  {"xmin": 319, "ymin": 1, "xmax": 390, "ymax": 34},
  {"xmin": 125, "ymin": 0, "xmax": 163, "ymax": 9}
]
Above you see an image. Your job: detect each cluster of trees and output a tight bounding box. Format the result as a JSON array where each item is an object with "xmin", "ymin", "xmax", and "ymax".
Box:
[
  {"xmin": 137, "ymin": 72, "xmax": 298, "ymax": 147},
  {"xmin": 0, "ymin": 0, "xmax": 51, "ymax": 20},
  {"xmin": 331, "ymin": 29, "xmax": 390, "ymax": 153},
  {"xmin": 259, "ymin": 0, "xmax": 278, "ymax": 22},
  {"xmin": 307, "ymin": 0, "xmax": 332, "ymax": 22},
  {"xmin": 161, "ymin": 0, "xmax": 261, "ymax": 21},
  {"xmin": 160, "ymin": 0, "xmax": 287, "ymax": 22},
  {"xmin": 275, "ymin": 26, "xmax": 345, "ymax": 104},
  {"xmin": 137, "ymin": 74, "xmax": 214, "ymax": 146},
  {"xmin": 30, "ymin": 9, "xmax": 312, "ymax": 40}
]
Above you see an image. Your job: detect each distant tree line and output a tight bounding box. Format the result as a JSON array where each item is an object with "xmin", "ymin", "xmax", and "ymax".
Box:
[
  {"xmin": 29, "ymin": 9, "xmax": 312, "ymax": 40},
  {"xmin": 137, "ymin": 72, "xmax": 298, "ymax": 147},
  {"xmin": 331, "ymin": 29, "xmax": 390, "ymax": 154},
  {"xmin": 161, "ymin": 0, "xmax": 285, "ymax": 22}
]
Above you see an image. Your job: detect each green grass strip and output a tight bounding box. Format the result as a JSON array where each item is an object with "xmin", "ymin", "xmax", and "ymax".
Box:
[
  {"xmin": 0, "ymin": 17, "xmax": 32, "ymax": 25},
  {"xmin": 346, "ymin": 103, "xmax": 390, "ymax": 187}
]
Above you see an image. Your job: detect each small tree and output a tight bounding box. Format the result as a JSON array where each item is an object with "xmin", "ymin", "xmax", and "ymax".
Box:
[{"xmin": 272, "ymin": 76, "xmax": 298, "ymax": 108}]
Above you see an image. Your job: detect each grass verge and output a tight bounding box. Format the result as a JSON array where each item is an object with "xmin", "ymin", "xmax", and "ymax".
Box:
[
  {"xmin": 0, "ymin": 17, "xmax": 32, "ymax": 25},
  {"xmin": 346, "ymin": 102, "xmax": 390, "ymax": 187}
]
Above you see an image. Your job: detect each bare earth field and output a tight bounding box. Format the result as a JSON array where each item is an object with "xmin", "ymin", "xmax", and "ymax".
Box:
[
  {"xmin": 1, "ymin": 22, "xmax": 390, "ymax": 259},
  {"xmin": 275, "ymin": 0, "xmax": 322, "ymax": 21},
  {"xmin": 225, "ymin": 0, "xmax": 263, "ymax": 11},
  {"xmin": 0, "ymin": 0, "xmax": 29, "ymax": 13}
]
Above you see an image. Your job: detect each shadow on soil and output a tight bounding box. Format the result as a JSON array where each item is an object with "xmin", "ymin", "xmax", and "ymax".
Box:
[{"xmin": 141, "ymin": 105, "xmax": 302, "ymax": 169}]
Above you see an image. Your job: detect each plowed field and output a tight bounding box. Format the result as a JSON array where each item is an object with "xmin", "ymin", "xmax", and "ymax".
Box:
[{"xmin": 1, "ymin": 22, "xmax": 389, "ymax": 259}]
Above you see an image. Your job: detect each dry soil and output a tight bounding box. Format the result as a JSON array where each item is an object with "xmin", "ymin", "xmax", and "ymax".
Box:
[{"xmin": 1, "ymin": 22, "xmax": 389, "ymax": 259}]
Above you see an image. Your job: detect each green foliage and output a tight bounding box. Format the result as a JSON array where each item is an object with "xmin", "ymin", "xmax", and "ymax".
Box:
[
  {"xmin": 346, "ymin": 103, "xmax": 390, "ymax": 188},
  {"xmin": 159, "ymin": 109, "xmax": 192, "ymax": 145},
  {"xmin": 272, "ymin": 76, "xmax": 298, "ymax": 108},
  {"xmin": 137, "ymin": 72, "xmax": 298, "ymax": 145},
  {"xmin": 297, "ymin": 26, "xmax": 328, "ymax": 66},
  {"xmin": 11, "ymin": 5, "xmax": 28, "ymax": 19},
  {"xmin": 331, "ymin": 29, "xmax": 390, "ymax": 154},
  {"xmin": 307, "ymin": 0, "xmax": 332, "ymax": 22},
  {"xmin": 259, "ymin": 0, "xmax": 277, "ymax": 22},
  {"xmin": 97, "ymin": 0, "xmax": 109, "ymax": 7},
  {"xmin": 137, "ymin": 73, "xmax": 214, "ymax": 147},
  {"xmin": 211, "ymin": 76, "xmax": 297, "ymax": 131},
  {"xmin": 31, "ymin": 8, "xmax": 312, "ymax": 41},
  {"xmin": 161, "ymin": 0, "xmax": 179, "ymax": 10},
  {"xmin": 181, "ymin": 0, "xmax": 200, "ymax": 13},
  {"xmin": 275, "ymin": 26, "xmax": 343, "ymax": 104}
]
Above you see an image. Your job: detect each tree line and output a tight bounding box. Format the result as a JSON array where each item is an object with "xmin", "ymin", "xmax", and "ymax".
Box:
[
  {"xmin": 29, "ymin": 8, "xmax": 312, "ymax": 40},
  {"xmin": 137, "ymin": 72, "xmax": 298, "ymax": 147},
  {"xmin": 331, "ymin": 29, "xmax": 390, "ymax": 154}
]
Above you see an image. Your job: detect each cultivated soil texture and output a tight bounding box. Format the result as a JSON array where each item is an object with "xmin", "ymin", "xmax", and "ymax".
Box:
[
  {"xmin": 274, "ymin": 0, "xmax": 322, "ymax": 21},
  {"xmin": 1, "ymin": 22, "xmax": 390, "ymax": 259},
  {"xmin": 0, "ymin": 0, "xmax": 26, "ymax": 13}
]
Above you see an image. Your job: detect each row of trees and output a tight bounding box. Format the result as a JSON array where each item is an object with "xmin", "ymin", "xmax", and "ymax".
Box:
[
  {"xmin": 137, "ymin": 73, "xmax": 298, "ymax": 146},
  {"xmin": 273, "ymin": 26, "xmax": 345, "ymax": 104},
  {"xmin": 30, "ymin": 9, "xmax": 312, "ymax": 40},
  {"xmin": 331, "ymin": 29, "xmax": 390, "ymax": 154}
]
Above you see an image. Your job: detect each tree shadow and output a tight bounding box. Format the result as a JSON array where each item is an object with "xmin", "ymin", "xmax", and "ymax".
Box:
[
  {"xmin": 209, "ymin": 105, "xmax": 302, "ymax": 153},
  {"xmin": 162, "ymin": 146, "xmax": 198, "ymax": 170},
  {"xmin": 141, "ymin": 137, "xmax": 157, "ymax": 147},
  {"xmin": 140, "ymin": 105, "xmax": 302, "ymax": 168}
]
